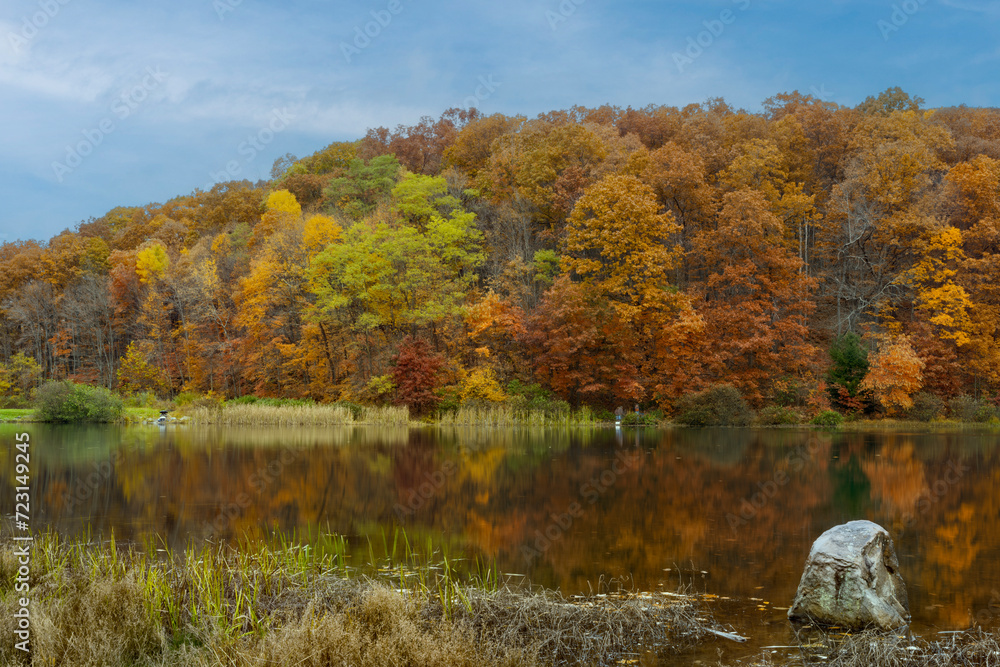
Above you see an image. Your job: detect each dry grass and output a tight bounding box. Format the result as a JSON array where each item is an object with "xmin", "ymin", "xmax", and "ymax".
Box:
[
  {"xmin": 455, "ymin": 587, "xmax": 714, "ymax": 665},
  {"xmin": 185, "ymin": 403, "xmax": 410, "ymax": 426},
  {"xmin": 0, "ymin": 535, "xmax": 721, "ymax": 667},
  {"xmin": 728, "ymin": 628, "xmax": 1000, "ymax": 667},
  {"xmin": 438, "ymin": 405, "xmax": 596, "ymax": 427}
]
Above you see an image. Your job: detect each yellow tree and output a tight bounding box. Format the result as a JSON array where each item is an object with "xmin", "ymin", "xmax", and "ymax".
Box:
[
  {"xmin": 236, "ymin": 191, "xmax": 339, "ymax": 397},
  {"xmin": 135, "ymin": 241, "xmax": 169, "ymax": 284},
  {"xmin": 251, "ymin": 189, "xmax": 302, "ymax": 247},
  {"xmin": 905, "ymin": 226, "xmax": 973, "ymax": 347},
  {"xmin": 947, "ymin": 156, "xmax": 1000, "ymax": 386},
  {"xmin": 562, "ymin": 174, "xmax": 681, "ymax": 321}
]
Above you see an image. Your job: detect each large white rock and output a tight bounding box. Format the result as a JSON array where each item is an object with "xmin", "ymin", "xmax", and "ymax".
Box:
[{"xmin": 788, "ymin": 520, "xmax": 909, "ymax": 630}]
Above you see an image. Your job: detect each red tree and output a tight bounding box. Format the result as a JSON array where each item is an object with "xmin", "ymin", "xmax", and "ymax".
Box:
[{"xmin": 391, "ymin": 336, "xmax": 443, "ymax": 415}]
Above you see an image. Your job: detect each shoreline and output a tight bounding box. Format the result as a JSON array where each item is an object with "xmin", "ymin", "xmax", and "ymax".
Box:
[
  {"xmin": 0, "ymin": 534, "xmax": 720, "ymax": 667},
  {"xmin": 4, "ymin": 406, "xmax": 998, "ymax": 432}
]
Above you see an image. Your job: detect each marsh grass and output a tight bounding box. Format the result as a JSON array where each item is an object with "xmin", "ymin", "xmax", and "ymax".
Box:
[
  {"xmin": 0, "ymin": 530, "xmax": 721, "ymax": 667},
  {"xmin": 437, "ymin": 404, "xmax": 597, "ymax": 427},
  {"xmin": 729, "ymin": 627, "xmax": 1000, "ymax": 666},
  {"xmin": 185, "ymin": 403, "xmax": 410, "ymax": 426}
]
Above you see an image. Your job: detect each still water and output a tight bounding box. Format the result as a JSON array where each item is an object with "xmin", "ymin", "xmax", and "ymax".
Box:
[{"xmin": 2, "ymin": 423, "xmax": 999, "ymax": 659}]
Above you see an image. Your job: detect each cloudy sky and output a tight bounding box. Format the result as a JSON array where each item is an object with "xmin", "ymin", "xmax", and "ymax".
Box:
[{"xmin": 1, "ymin": 0, "xmax": 999, "ymax": 244}]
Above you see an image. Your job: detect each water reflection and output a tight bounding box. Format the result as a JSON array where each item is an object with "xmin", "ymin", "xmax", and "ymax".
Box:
[{"xmin": 2, "ymin": 424, "xmax": 999, "ymax": 637}]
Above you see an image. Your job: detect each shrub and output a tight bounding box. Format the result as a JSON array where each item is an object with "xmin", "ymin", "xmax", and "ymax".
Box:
[
  {"xmin": 757, "ymin": 406, "xmax": 803, "ymax": 426},
  {"xmin": 674, "ymin": 385, "xmax": 752, "ymax": 427},
  {"xmin": 811, "ymin": 409, "xmax": 844, "ymax": 427},
  {"xmin": 908, "ymin": 392, "xmax": 945, "ymax": 422},
  {"xmin": 459, "ymin": 367, "xmax": 507, "ymax": 404},
  {"xmin": 123, "ymin": 390, "xmax": 159, "ymax": 408},
  {"xmin": 361, "ymin": 374, "xmax": 395, "ymax": 403},
  {"xmin": 505, "ymin": 380, "xmax": 570, "ymax": 418},
  {"xmin": 975, "ymin": 403, "xmax": 1000, "ymax": 423},
  {"xmin": 35, "ymin": 380, "xmax": 124, "ymax": 423},
  {"xmin": 621, "ymin": 411, "xmax": 658, "ymax": 426},
  {"xmin": 593, "ymin": 408, "xmax": 615, "ymax": 422},
  {"xmin": 948, "ymin": 395, "xmax": 996, "ymax": 422},
  {"xmin": 434, "ymin": 385, "xmax": 461, "ymax": 414}
]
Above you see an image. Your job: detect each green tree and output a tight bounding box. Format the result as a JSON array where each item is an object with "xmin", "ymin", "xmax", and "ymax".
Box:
[
  {"xmin": 827, "ymin": 332, "xmax": 870, "ymax": 410},
  {"xmin": 323, "ymin": 154, "xmax": 401, "ymax": 219},
  {"xmin": 391, "ymin": 173, "xmax": 459, "ymax": 226}
]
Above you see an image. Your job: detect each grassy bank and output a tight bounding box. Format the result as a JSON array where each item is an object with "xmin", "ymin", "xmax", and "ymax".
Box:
[
  {"xmin": 0, "ymin": 408, "xmax": 32, "ymax": 422},
  {"xmin": 0, "ymin": 534, "xmax": 718, "ymax": 667},
  {"xmin": 0, "ymin": 407, "xmax": 162, "ymax": 424}
]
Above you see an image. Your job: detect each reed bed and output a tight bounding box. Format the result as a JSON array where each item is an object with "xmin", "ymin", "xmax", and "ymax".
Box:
[
  {"xmin": 437, "ymin": 404, "xmax": 597, "ymax": 427},
  {"xmin": 185, "ymin": 403, "xmax": 410, "ymax": 426},
  {"xmin": 728, "ymin": 627, "xmax": 1000, "ymax": 666},
  {"xmin": 0, "ymin": 531, "xmax": 722, "ymax": 667}
]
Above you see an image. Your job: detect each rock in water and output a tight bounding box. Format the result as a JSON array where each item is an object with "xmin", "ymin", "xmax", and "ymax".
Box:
[{"xmin": 788, "ymin": 520, "xmax": 909, "ymax": 630}]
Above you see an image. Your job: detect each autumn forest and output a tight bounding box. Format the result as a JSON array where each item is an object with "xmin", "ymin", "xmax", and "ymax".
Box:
[{"xmin": 3, "ymin": 87, "xmax": 1000, "ymax": 419}]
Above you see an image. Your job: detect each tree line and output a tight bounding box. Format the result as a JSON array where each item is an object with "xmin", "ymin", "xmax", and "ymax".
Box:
[{"xmin": 2, "ymin": 87, "xmax": 999, "ymax": 418}]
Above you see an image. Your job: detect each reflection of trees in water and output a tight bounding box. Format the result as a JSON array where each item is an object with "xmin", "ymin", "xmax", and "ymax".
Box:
[
  {"xmin": 5, "ymin": 426, "xmax": 1000, "ymax": 631},
  {"xmin": 861, "ymin": 439, "xmax": 927, "ymax": 522}
]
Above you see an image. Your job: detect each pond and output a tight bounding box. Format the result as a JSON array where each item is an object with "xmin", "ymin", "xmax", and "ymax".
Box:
[{"xmin": 2, "ymin": 423, "xmax": 999, "ymax": 662}]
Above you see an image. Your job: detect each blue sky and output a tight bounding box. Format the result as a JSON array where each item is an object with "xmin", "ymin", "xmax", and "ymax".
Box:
[{"xmin": 2, "ymin": 0, "xmax": 999, "ymax": 244}]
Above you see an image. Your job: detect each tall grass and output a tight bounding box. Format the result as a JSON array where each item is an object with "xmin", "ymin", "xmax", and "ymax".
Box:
[
  {"xmin": 0, "ymin": 529, "xmax": 719, "ymax": 667},
  {"xmin": 185, "ymin": 403, "xmax": 410, "ymax": 426},
  {"xmin": 438, "ymin": 404, "xmax": 597, "ymax": 427}
]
